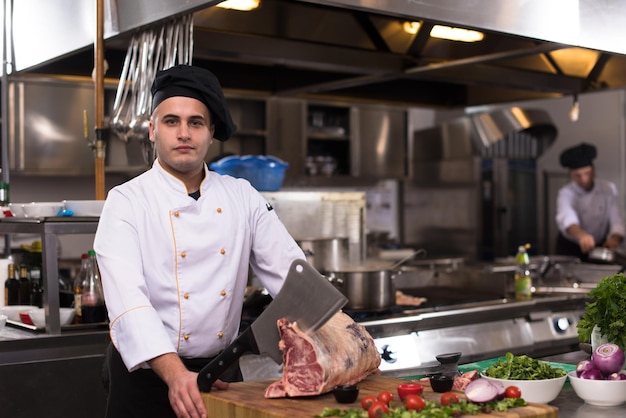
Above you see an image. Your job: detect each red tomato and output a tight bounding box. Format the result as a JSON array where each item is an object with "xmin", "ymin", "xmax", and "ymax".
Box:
[
  {"xmin": 504, "ymin": 385, "xmax": 522, "ymax": 399},
  {"xmin": 361, "ymin": 395, "xmax": 377, "ymax": 410},
  {"xmin": 368, "ymin": 401, "xmax": 389, "ymax": 418},
  {"xmin": 404, "ymin": 394, "xmax": 426, "ymax": 411},
  {"xmin": 377, "ymin": 390, "xmax": 394, "ymax": 406},
  {"xmin": 440, "ymin": 392, "xmax": 459, "ymax": 406}
]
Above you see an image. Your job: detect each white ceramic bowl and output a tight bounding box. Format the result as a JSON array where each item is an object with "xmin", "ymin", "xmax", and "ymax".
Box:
[
  {"xmin": 62, "ymin": 200, "xmax": 105, "ymax": 217},
  {"xmin": 22, "ymin": 202, "xmax": 64, "ymax": 218},
  {"xmin": 28, "ymin": 308, "xmax": 76, "ymax": 327},
  {"xmin": 0, "ymin": 305, "xmax": 39, "ymax": 322},
  {"xmin": 8, "ymin": 202, "xmax": 27, "ymax": 217},
  {"xmin": 568, "ymin": 370, "xmax": 626, "ymax": 406},
  {"xmin": 0, "ymin": 314, "xmax": 7, "ymax": 332},
  {"xmin": 481, "ymin": 374, "xmax": 567, "ymax": 404}
]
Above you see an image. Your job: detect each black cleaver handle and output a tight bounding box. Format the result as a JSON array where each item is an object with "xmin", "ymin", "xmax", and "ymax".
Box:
[{"xmin": 196, "ymin": 327, "xmax": 259, "ymax": 392}]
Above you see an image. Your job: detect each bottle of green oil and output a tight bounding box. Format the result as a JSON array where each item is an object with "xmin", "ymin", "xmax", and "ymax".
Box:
[{"xmin": 514, "ymin": 244, "xmax": 532, "ymax": 300}]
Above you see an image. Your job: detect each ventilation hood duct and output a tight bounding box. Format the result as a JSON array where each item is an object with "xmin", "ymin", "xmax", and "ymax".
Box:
[
  {"xmin": 470, "ymin": 107, "xmax": 557, "ymax": 158},
  {"xmin": 412, "ymin": 107, "xmax": 557, "ymax": 163}
]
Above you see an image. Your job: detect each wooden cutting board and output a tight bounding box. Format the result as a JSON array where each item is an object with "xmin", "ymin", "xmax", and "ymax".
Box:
[{"xmin": 202, "ymin": 374, "xmax": 559, "ymax": 417}]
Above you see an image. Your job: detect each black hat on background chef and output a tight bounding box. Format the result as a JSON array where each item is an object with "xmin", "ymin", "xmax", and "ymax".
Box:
[
  {"xmin": 559, "ymin": 143, "xmax": 597, "ymax": 169},
  {"xmin": 151, "ymin": 65, "xmax": 237, "ymax": 141}
]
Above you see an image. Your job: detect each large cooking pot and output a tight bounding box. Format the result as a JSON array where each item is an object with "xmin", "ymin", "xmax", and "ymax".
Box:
[
  {"xmin": 327, "ymin": 267, "xmax": 395, "ymax": 311},
  {"xmin": 326, "ymin": 249, "xmax": 426, "ymax": 311},
  {"xmin": 297, "ymin": 237, "xmax": 349, "ymax": 274}
]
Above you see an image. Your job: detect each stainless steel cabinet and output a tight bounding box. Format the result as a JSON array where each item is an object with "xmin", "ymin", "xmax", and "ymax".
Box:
[
  {"xmin": 353, "ymin": 105, "xmax": 408, "ymax": 179},
  {"xmin": 266, "ymin": 97, "xmax": 306, "ymax": 178},
  {"xmin": 8, "ymin": 75, "xmax": 116, "ymax": 175}
]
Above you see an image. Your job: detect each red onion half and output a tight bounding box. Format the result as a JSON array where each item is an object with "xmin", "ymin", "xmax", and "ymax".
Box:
[
  {"xmin": 592, "ymin": 343, "xmax": 625, "ymax": 376},
  {"xmin": 465, "ymin": 379, "xmax": 498, "ymax": 403}
]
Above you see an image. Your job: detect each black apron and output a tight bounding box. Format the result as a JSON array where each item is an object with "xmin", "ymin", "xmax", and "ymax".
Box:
[{"xmin": 102, "ymin": 343, "xmax": 242, "ymax": 418}]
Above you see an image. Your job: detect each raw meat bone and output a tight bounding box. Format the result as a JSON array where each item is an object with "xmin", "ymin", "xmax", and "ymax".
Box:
[{"xmin": 265, "ymin": 311, "xmax": 381, "ymax": 398}]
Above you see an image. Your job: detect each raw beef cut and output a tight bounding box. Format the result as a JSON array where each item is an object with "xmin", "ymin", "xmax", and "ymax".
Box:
[{"xmin": 265, "ymin": 311, "xmax": 381, "ymax": 398}]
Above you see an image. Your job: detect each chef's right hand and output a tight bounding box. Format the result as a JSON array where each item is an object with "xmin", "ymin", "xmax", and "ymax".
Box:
[
  {"xmin": 578, "ymin": 233, "xmax": 596, "ymax": 253},
  {"xmin": 168, "ymin": 369, "xmax": 209, "ymax": 418}
]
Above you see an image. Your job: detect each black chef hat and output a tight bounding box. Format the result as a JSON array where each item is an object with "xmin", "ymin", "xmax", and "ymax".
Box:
[
  {"xmin": 559, "ymin": 143, "xmax": 597, "ymax": 169},
  {"xmin": 151, "ymin": 65, "xmax": 237, "ymax": 141}
]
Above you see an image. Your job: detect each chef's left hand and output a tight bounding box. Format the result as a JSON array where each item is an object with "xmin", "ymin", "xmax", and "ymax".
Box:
[{"xmin": 603, "ymin": 235, "xmax": 623, "ymax": 249}]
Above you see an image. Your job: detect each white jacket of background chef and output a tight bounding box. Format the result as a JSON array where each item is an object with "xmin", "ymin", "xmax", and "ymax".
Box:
[
  {"xmin": 556, "ymin": 178, "xmax": 626, "ymax": 244},
  {"xmin": 93, "ymin": 160, "xmax": 306, "ymax": 372}
]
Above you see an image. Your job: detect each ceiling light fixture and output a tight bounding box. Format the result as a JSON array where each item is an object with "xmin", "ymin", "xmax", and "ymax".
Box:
[
  {"xmin": 216, "ymin": 0, "xmax": 260, "ymax": 11},
  {"xmin": 430, "ymin": 25, "xmax": 484, "ymax": 42},
  {"xmin": 569, "ymin": 94, "xmax": 580, "ymax": 122},
  {"xmin": 403, "ymin": 21, "xmax": 421, "ymax": 35}
]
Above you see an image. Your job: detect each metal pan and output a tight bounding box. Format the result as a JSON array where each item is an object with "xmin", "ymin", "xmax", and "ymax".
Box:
[{"xmin": 588, "ymin": 247, "xmax": 626, "ymax": 267}]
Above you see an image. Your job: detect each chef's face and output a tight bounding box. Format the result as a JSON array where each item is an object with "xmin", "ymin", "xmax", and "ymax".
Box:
[
  {"xmin": 149, "ymin": 96, "xmax": 215, "ymax": 177},
  {"xmin": 570, "ymin": 165, "xmax": 594, "ymax": 191}
]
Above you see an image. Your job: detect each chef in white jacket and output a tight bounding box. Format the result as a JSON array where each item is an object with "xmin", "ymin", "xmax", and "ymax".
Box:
[
  {"xmin": 94, "ymin": 65, "xmax": 305, "ymax": 418},
  {"xmin": 555, "ymin": 142, "xmax": 625, "ymax": 259}
]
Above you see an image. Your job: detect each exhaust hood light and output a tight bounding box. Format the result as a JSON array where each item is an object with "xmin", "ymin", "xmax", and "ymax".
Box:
[
  {"xmin": 216, "ymin": 0, "xmax": 260, "ymax": 11},
  {"xmin": 569, "ymin": 94, "xmax": 580, "ymax": 122},
  {"xmin": 430, "ymin": 25, "xmax": 484, "ymax": 42},
  {"xmin": 403, "ymin": 21, "xmax": 421, "ymax": 35}
]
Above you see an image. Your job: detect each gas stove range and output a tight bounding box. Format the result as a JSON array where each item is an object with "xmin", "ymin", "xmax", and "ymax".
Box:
[{"xmin": 351, "ymin": 294, "xmax": 587, "ymax": 377}]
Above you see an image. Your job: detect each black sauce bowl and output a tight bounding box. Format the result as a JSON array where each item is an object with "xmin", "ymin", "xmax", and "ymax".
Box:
[
  {"xmin": 333, "ymin": 385, "xmax": 360, "ymax": 403},
  {"xmin": 429, "ymin": 374, "xmax": 454, "ymax": 393}
]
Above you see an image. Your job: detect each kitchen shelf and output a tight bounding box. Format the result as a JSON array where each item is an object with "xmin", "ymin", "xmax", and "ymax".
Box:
[
  {"xmin": 0, "ymin": 217, "xmax": 99, "ymax": 335},
  {"xmin": 306, "ymin": 131, "xmax": 350, "ymax": 140}
]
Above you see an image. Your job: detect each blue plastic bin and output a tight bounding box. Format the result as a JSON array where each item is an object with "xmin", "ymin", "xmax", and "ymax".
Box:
[{"xmin": 209, "ymin": 155, "xmax": 288, "ymax": 191}]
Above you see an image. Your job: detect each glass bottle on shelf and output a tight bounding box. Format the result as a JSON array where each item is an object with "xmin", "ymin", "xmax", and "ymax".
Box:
[
  {"xmin": 4, "ymin": 263, "xmax": 18, "ymax": 306},
  {"xmin": 73, "ymin": 253, "xmax": 89, "ymax": 323},
  {"xmin": 81, "ymin": 250, "xmax": 106, "ymax": 323},
  {"xmin": 514, "ymin": 244, "xmax": 533, "ymax": 301},
  {"xmin": 17, "ymin": 264, "xmax": 31, "ymax": 305},
  {"xmin": 29, "ymin": 265, "xmax": 43, "ymax": 308}
]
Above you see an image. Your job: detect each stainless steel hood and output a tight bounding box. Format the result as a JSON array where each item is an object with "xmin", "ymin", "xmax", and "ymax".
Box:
[
  {"xmin": 413, "ymin": 108, "xmax": 557, "ymax": 161},
  {"xmin": 16, "ymin": 0, "xmax": 626, "ymax": 109}
]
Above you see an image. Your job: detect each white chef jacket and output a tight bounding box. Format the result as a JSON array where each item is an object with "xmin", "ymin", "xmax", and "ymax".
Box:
[
  {"xmin": 93, "ymin": 159, "xmax": 306, "ymax": 372},
  {"xmin": 556, "ymin": 178, "xmax": 626, "ymax": 244}
]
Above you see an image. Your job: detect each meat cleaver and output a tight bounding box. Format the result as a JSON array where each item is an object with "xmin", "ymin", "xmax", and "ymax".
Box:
[{"xmin": 197, "ymin": 259, "xmax": 348, "ymax": 392}]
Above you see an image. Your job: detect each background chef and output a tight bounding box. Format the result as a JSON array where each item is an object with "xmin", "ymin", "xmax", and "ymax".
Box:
[{"xmin": 555, "ymin": 142, "xmax": 625, "ymax": 259}]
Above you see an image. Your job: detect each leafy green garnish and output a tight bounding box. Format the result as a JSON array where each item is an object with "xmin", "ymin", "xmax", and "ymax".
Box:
[
  {"xmin": 316, "ymin": 397, "xmax": 527, "ymax": 417},
  {"xmin": 482, "ymin": 352, "xmax": 566, "ymax": 380},
  {"xmin": 577, "ymin": 273, "xmax": 626, "ymax": 349}
]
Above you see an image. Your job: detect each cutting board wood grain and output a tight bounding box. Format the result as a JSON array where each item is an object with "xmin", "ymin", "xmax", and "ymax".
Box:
[{"xmin": 202, "ymin": 374, "xmax": 559, "ymax": 417}]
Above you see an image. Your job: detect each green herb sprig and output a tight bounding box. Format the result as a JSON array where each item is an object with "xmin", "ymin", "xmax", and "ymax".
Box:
[{"xmin": 577, "ymin": 273, "xmax": 626, "ymax": 349}]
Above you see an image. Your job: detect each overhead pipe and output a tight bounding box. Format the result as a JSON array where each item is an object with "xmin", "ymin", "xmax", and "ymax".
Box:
[{"xmin": 93, "ymin": 0, "xmax": 107, "ymax": 200}]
